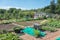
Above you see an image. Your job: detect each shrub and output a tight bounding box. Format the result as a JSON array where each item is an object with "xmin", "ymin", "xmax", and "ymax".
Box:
[
  {"xmin": 13, "ymin": 26, "xmax": 23, "ymax": 33},
  {"xmin": 47, "ymin": 20, "xmax": 60, "ymax": 28},
  {"xmin": 2, "ymin": 29, "xmax": 7, "ymax": 33},
  {"xmin": 34, "ymin": 29, "xmax": 40, "ymax": 37},
  {"xmin": 43, "ymin": 16, "xmax": 47, "ymax": 19},
  {"xmin": 39, "ymin": 16, "xmax": 44, "ymax": 20},
  {"xmin": 42, "ymin": 18, "xmax": 60, "ymax": 28},
  {"xmin": 26, "ymin": 18, "xmax": 33, "ymax": 21},
  {"xmin": 42, "ymin": 26, "xmax": 56, "ymax": 32},
  {"xmin": 0, "ymin": 20, "xmax": 12, "ymax": 24},
  {"xmin": 0, "ymin": 33, "xmax": 22, "ymax": 40},
  {"xmin": 0, "ymin": 31, "xmax": 3, "ymax": 34}
]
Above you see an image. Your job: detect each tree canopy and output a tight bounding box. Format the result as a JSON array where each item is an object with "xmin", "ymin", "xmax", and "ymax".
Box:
[{"xmin": 0, "ymin": 0, "xmax": 60, "ymax": 20}]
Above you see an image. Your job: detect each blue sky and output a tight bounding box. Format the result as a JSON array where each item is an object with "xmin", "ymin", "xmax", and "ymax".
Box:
[{"xmin": 0, "ymin": 0, "xmax": 57, "ymax": 10}]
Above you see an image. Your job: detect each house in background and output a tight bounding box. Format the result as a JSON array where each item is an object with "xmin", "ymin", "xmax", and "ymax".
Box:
[
  {"xmin": 34, "ymin": 12, "xmax": 46, "ymax": 19},
  {"xmin": 34, "ymin": 12, "xmax": 58, "ymax": 19}
]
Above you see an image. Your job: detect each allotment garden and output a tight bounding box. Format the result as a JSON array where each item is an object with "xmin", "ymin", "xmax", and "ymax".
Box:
[{"xmin": 0, "ymin": 18, "xmax": 60, "ymax": 40}]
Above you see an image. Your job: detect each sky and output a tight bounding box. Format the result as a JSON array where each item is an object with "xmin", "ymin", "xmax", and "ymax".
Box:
[{"xmin": 0, "ymin": 0, "xmax": 57, "ymax": 10}]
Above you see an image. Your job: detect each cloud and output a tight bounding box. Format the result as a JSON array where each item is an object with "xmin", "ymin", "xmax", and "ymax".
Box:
[{"xmin": 0, "ymin": 6, "xmax": 28, "ymax": 10}]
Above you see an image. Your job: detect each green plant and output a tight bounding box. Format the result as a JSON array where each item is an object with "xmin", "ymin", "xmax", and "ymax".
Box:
[
  {"xmin": 2, "ymin": 29, "xmax": 7, "ymax": 33},
  {"xmin": 42, "ymin": 26, "xmax": 56, "ymax": 32},
  {"xmin": 47, "ymin": 20, "xmax": 60, "ymax": 28},
  {"xmin": 42, "ymin": 18, "xmax": 60, "ymax": 28},
  {"xmin": 34, "ymin": 29, "xmax": 40, "ymax": 37},
  {"xmin": 43, "ymin": 16, "xmax": 47, "ymax": 19},
  {"xmin": 13, "ymin": 26, "xmax": 23, "ymax": 33},
  {"xmin": 0, "ymin": 33, "xmax": 22, "ymax": 40}
]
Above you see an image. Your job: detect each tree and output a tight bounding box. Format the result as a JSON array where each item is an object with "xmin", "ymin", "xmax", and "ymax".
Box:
[
  {"xmin": 57, "ymin": 0, "xmax": 60, "ymax": 4},
  {"xmin": 45, "ymin": 9, "xmax": 51, "ymax": 13},
  {"xmin": 56, "ymin": 0, "xmax": 60, "ymax": 14},
  {"xmin": 50, "ymin": 0, "xmax": 56, "ymax": 14},
  {"xmin": 17, "ymin": 9, "xmax": 21, "ymax": 19}
]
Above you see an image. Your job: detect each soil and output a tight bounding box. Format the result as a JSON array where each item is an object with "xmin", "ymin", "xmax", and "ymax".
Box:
[
  {"xmin": 0, "ymin": 20, "xmax": 60, "ymax": 40},
  {"xmin": 20, "ymin": 30, "xmax": 60, "ymax": 40},
  {"xmin": 0, "ymin": 24, "xmax": 16, "ymax": 30},
  {"xmin": 14, "ymin": 20, "xmax": 42, "ymax": 26}
]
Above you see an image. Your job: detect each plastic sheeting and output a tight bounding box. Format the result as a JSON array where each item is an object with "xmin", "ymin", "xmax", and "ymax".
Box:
[
  {"xmin": 56, "ymin": 37, "xmax": 60, "ymax": 40},
  {"xmin": 22, "ymin": 26, "xmax": 46, "ymax": 37}
]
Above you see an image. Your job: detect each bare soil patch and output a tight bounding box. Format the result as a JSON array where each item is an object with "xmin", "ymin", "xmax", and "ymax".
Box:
[
  {"xmin": 0, "ymin": 24, "xmax": 16, "ymax": 30},
  {"xmin": 14, "ymin": 20, "xmax": 42, "ymax": 26}
]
